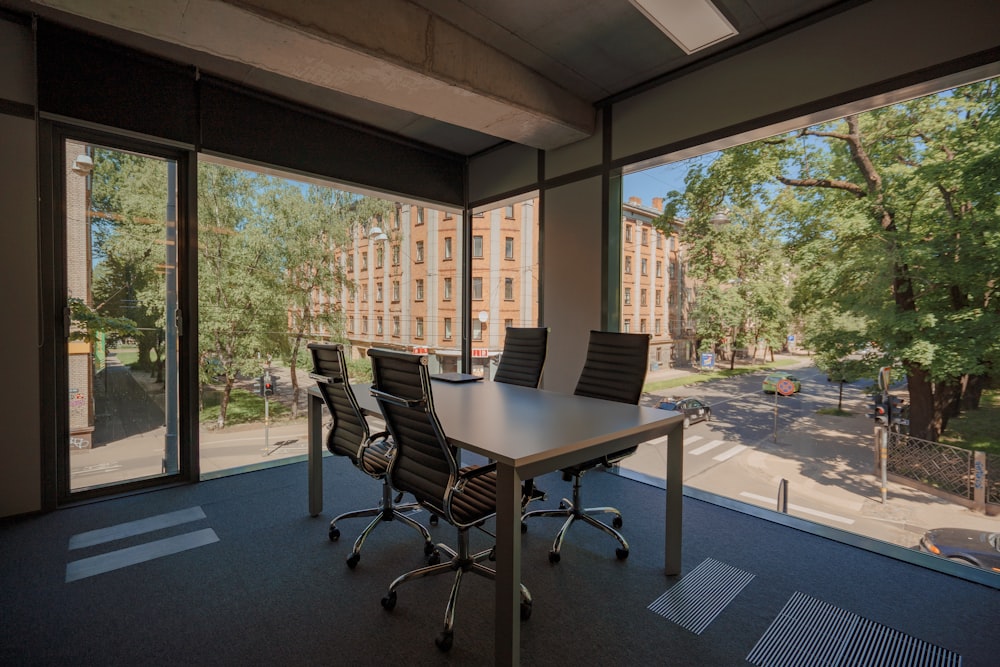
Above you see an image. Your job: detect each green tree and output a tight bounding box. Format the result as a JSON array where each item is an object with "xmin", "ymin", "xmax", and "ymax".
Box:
[{"xmin": 715, "ymin": 78, "xmax": 1000, "ymax": 441}]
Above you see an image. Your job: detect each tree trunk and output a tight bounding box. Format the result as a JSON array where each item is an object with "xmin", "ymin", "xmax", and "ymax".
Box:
[
  {"xmin": 290, "ymin": 334, "xmax": 303, "ymax": 419},
  {"xmin": 961, "ymin": 374, "xmax": 988, "ymax": 410},
  {"xmin": 216, "ymin": 379, "xmax": 233, "ymax": 429},
  {"xmin": 906, "ymin": 366, "xmax": 937, "ymax": 441}
]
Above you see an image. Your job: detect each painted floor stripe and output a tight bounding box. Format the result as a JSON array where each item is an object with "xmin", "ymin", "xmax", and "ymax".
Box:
[
  {"xmin": 684, "ymin": 435, "xmax": 703, "ymax": 446},
  {"xmin": 69, "ymin": 506, "xmax": 207, "ymax": 550},
  {"xmin": 713, "ymin": 445, "xmax": 747, "ymax": 462},
  {"xmin": 690, "ymin": 439, "xmax": 725, "ymax": 455},
  {"xmin": 66, "ymin": 528, "xmax": 219, "ymax": 582},
  {"xmin": 740, "ymin": 492, "xmax": 855, "ymax": 525}
]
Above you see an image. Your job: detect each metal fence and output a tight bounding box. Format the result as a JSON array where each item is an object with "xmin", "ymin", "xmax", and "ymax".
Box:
[
  {"xmin": 988, "ymin": 452, "xmax": 1000, "ymax": 505},
  {"xmin": 887, "ymin": 431, "xmax": 974, "ymax": 500}
]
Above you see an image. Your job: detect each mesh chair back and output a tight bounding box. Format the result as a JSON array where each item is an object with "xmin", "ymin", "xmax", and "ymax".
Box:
[
  {"xmin": 574, "ymin": 331, "xmax": 650, "ymax": 405},
  {"xmin": 493, "ymin": 327, "xmax": 548, "ymax": 388},
  {"xmin": 308, "ymin": 342, "xmax": 369, "ymax": 461},
  {"xmin": 368, "ymin": 348, "xmax": 457, "ymax": 515},
  {"xmin": 572, "ymin": 331, "xmax": 650, "ymax": 465}
]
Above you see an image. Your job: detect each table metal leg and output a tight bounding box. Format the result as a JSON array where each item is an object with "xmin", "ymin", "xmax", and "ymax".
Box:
[
  {"xmin": 308, "ymin": 392, "xmax": 323, "ymax": 517},
  {"xmin": 494, "ymin": 463, "xmax": 523, "ymax": 666},
  {"xmin": 665, "ymin": 424, "xmax": 683, "ymax": 575}
]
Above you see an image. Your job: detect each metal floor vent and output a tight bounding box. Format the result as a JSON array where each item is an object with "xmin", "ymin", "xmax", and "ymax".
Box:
[
  {"xmin": 648, "ymin": 557, "xmax": 755, "ymax": 634},
  {"xmin": 747, "ymin": 591, "xmax": 961, "ymax": 667}
]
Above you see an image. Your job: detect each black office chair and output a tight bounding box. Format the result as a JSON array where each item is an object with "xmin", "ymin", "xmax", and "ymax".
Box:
[
  {"xmin": 307, "ymin": 342, "xmax": 434, "ymax": 569},
  {"xmin": 492, "ymin": 326, "xmax": 548, "ymax": 387},
  {"xmin": 368, "ymin": 348, "xmax": 532, "ymax": 652},
  {"xmin": 521, "ymin": 330, "xmax": 650, "ymax": 563}
]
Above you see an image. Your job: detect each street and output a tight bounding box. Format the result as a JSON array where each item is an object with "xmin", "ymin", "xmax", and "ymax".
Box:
[{"xmin": 626, "ymin": 361, "xmax": 1000, "ymax": 553}]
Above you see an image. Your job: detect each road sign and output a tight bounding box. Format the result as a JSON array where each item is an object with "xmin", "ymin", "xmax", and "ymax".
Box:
[{"xmin": 776, "ymin": 378, "xmax": 796, "ymax": 396}]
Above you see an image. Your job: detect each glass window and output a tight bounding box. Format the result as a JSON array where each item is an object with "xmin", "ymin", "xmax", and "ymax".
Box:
[
  {"xmin": 641, "ymin": 228, "xmax": 649, "ymax": 245},
  {"xmin": 444, "ymin": 277, "xmax": 452, "ymax": 300},
  {"xmin": 472, "ymin": 277, "xmax": 483, "ymax": 300},
  {"xmin": 392, "ymin": 245, "xmax": 400, "ymax": 266},
  {"xmin": 625, "ymin": 225, "xmax": 633, "ymax": 242},
  {"xmin": 505, "ymin": 204, "xmax": 514, "ymax": 218},
  {"xmin": 624, "ymin": 287, "xmax": 631, "ymax": 305},
  {"xmin": 416, "ymin": 279, "xmax": 424, "ymax": 301},
  {"xmin": 505, "ymin": 277, "xmax": 514, "ymax": 300},
  {"xmin": 444, "ymin": 236, "xmax": 452, "ymax": 260},
  {"xmin": 504, "ymin": 318, "xmax": 513, "ymax": 330},
  {"xmin": 656, "ymin": 260, "xmax": 662, "ymax": 277},
  {"xmin": 361, "ymin": 283, "xmax": 368, "ymax": 302},
  {"xmin": 473, "ymin": 320, "xmax": 483, "ymax": 340},
  {"xmin": 641, "ymin": 258, "xmax": 648, "ymax": 275},
  {"xmin": 392, "ymin": 315, "xmax": 400, "ymax": 337},
  {"xmin": 362, "ymin": 316, "xmax": 369, "ymax": 334},
  {"xmin": 376, "ymin": 245, "xmax": 384, "ymax": 268},
  {"xmin": 505, "ymin": 236, "xmax": 514, "ymax": 259},
  {"xmin": 377, "ymin": 316, "xmax": 383, "ymax": 335},
  {"xmin": 416, "ymin": 207, "xmax": 424, "ymax": 225},
  {"xmin": 392, "ymin": 280, "xmax": 400, "ymax": 302},
  {"xmin": 444, "ymin": 317, "xmax": 452, "ymax": 339},
  {"xmin": 625, "ymin": 256, "xmax": 632, "ymax": 274},
  {"xmin": 416, "ymin": 317, "xmax": 424, "ymax": 338},
  {"xmin": 376, "ymin": 282, "xmax": 383, "ymax": 302},
  {"xmin": 655, "ymin": 289, "xmax": 662, "ymax": 306},
  {"xmin": 623, "ymin": 319, "xmax": 630, "ymax": 333},
  {"xmin": 473, "ymin": 235, "xmax": 483, "ymax": 258},
  {"xmin": 362, "ymin": 251, "xmax": 368, "ymax": 271},
  {"xmin": 415, "ymin": 241, "xmax": 424, "ymax": 262},
  {"xmin": 640, "ymin": 318, "xmax": 647, "ymax": 333}
]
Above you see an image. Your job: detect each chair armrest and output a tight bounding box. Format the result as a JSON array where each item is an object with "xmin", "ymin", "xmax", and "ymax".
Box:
[
  {"xmin": 368, "ymin": 429, "xmax": 390, "ymax": 443},
  {"xmin": 453, "ymin": 462, "xmax": 497, "ymax": 494},
  {"xmin": 370, "ymin": 388, "xmax": 423, "ymax": 408},
  {"xmin": 307, "ymin": 372, "xmax": 343, "ymax": 385}
]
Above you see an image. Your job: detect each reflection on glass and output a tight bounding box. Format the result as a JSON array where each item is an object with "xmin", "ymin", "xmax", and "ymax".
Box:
[{"xmin": 66, "ymin": 140, "xmax": 179, "ymax": 491}]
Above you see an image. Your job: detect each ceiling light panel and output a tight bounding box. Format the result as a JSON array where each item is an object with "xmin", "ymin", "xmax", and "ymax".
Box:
[{"xmin": 628, "ymin": 0, "xmax": 738, "ymax": 54}]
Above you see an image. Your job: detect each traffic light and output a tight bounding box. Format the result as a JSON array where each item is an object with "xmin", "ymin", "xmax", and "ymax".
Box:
[
  {"xmin": 868, "ymin": 395, "xmax": 887, "ymax": 424},
  {"xmin": 263, "ymin": 375, "xmax": 274, "ymax": 396},
  {"xmin": 887, "ymin": 395, "xmax": 904, "ymax": 425}
]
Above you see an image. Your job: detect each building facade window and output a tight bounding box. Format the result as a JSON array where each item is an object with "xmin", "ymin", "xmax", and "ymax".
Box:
[
  {"xmin": 392, "ymin": 280, "xmax": 400, "ymax": 302},
  {"xmin": 625, "ymin": 256, "xmax": 632, "ymax": 274},
  {"xmin": 444, "ymin": 236, "xmax": 452, "ymax": 260},
  {"xmin": 415, "ymin": 279, "xmax": 424, "ymax": 301},
  {"xmin": 505, "ymin": 204, "xmax": 514, "ymax": 218},
  {"xmin": 472, "ymin": 277, "xmax": 483, "ymax": 300},
  {"xmin": 376, "ymin": 245, "xmax": 384, "ymax": 268},
  {"xmin": 505, "ymin": 236, "xmax": 514, "ymax": 259},
  {"xmin": 361, "ymin": 283, "xmax": 368, "ymax": 302},
  {"xmin": 640, "ymin": 288, "xmax": 647, "ymax": 306},
  {"xmin": 392, "ymin": 245, "xmax": 400, "ymax": 266},
  {"xmin": 375, "ymin": 282, "xmax": 383, "ymax": 302},
  {"xmin": 641, "ymin": 258, "xmax": 648, "ymax": 275},
  {"xmin": 504, "ymin": 277, "xmax": 514, "ymax": 300},
  {"xmin": 416, "ymin": 317, "xmax": 424, "ymax": 338},
  {"xmin": 392, "ymin": 316, "xmax": 400, "ymax": 337},
  {"xmin": 640, "ymin": 318, "xmax": 647, "ymax": 333},
  {"xmin": 444, "ymin": 317, "xmax": 452, "ymax": 339},
  {"xmin": 473, "ymin": 320, "xmax": 483, "ymax": 340},
  {"xmin": 655, "ymin": 319, "xmax": 662, "ymax": 335},
  {"xmin": 656, "ymin": 260, "xmax": 662, "ymax": 278},
  {"xmin": 347, "ymin": 254, "xmax": 354, "ymax": 271},
  {"xmin": 655, "ymin": 289, "xmax": 662, "ymax": 306},
  {"xmin": 362, "ymin": 316, "xmax": 369, "ymax": 334},
  {"xmin": 416, "ymin": 207, "xmax": 424, "ymax": 225},
  {"xmin": 623, "ymin": 319, "xmax": 631, "ymax": 333},
  {"xmin": 473, "ymin": 235, "xmax": 483, "ymax": 258},
  {"xmin": 415, "ymin": 241, "xmax": 424, "ymax": 262},
  {"xmin": 444, "ymin": 277, "xmax": 452, "ymax": 300},
  {"xmin": 625, "ymin": 225, "xmax": 633, "ymax": 242},
  {"xmin": 361, "ymin": 251, "xmax": 368, "ymax": 271},
  {"xmin": 641, "ymin": 228, "xmax": 649, "ymax": 245},
  {"xmin": 504, "ymin": 318, "xmax": 513, "ymax": 330},
  {"xmin": 624, "ymin": 287, "xmax": 631, "ymax": 305},
  {"xmin": 377, "ymin": 316, "xmax": 383, "ymax": 335}
]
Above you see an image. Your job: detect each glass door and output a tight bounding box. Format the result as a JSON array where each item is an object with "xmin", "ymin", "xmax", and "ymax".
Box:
[{"xmin": 62, "ymin": 137, "xmax": 183, "ymax": 494}]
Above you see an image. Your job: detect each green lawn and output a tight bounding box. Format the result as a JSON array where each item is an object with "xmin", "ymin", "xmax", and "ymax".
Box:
[
  {"xmin": 200, "ymin": 388, "xmax": 289, "ymax": 426},
  {"xmin": 643, "ymin": 357, "xmax": 800, "ymax": 393},
  {"xmin": 111, "ymin": 346, "xmax": 139, "ymax": 367},
  {"xmin": 939, "ymin": 389, "xmax": 1000, "ymax": 455}
]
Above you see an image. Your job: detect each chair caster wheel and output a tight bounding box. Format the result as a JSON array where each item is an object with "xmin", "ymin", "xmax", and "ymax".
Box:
[
  {"xmin": 615, "ymin": 548, "xmax": 629, "ymax": 560},
  {"xmin": 429, "ymin": 514, "xmax": 439, "ymax": 526},
  {"xmin": 520, "ymin": 600, "xmax": 532, "ymax": 620},
  {"xmin": 427, "ymin": 550, "xmax": 441, "ymax": 566},
  {"xmin": 548, "ymin": 550, "xmax": 560, "ymax": 564},
  {"xmin": 520, "ymin": 522, "xmax": 528, "ymax": 533},
  {"xmin": 423, "ymin": 541, "xmax": 435, "ymax": 556},
  {"xmin": 435, "ymin": 630, "xmax": 453, "ymax": 652},
  {"xmin": 329, "ymin": 526, "xmax": 340, "ymax": 541},
  {"xmin": 612, "ymin": 516, "xmax": 623, "ymax": 529},
  {"xmin": 558, "ymin": 501, "xmax": 567, "ymax": 510},
  {"xmin": 381, "ymin": 592, "xmax": 397, "ymax": 611},
  {"xmin": 346, "ymin": 553, "xmax": 360, "ymax": 569}
]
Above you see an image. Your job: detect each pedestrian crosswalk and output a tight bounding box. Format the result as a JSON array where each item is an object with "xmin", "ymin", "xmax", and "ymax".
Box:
[{"xmin": 640, "ymin": 433, "xmax": 749, "ymax": 462}]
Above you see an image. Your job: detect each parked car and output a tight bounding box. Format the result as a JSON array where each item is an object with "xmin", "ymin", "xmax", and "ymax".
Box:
[
  {"xmin": 918, "ymin": 528, "xmax": 1000, "ymax": 572},
  {"xmin": 658, "ymin": 397, "xmax": 711, "ymax": 429},
  {"xmin": 762, "ymin": 372, "xmax": 801, "ymax": 394}
]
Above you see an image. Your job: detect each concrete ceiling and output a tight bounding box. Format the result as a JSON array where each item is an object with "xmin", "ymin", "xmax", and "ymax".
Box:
[{"xmin": 4, "ymin": 0, "xmax": 854, "ymax": 155}]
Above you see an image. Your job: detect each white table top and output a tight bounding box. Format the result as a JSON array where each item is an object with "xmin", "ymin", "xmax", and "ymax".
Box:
[{"xmin": 354, "ymin": 379, "xmax": 681, "ymax": 478}]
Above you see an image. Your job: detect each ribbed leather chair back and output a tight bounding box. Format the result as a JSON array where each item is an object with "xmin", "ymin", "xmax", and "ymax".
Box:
[
  {"xmin": 493, "ymin": 327, "xmax": 548, "ymax": 388},
  {"xmin": 574, "ymin": 331, "xmax": 650, "ymax": 405},
  {"xmin": 308, "ymin": 342, "xmax": 369, "ymax": 461},
  {"xmin": 368, "ymin": 348, "xmax": 456, "ymax": 516}
]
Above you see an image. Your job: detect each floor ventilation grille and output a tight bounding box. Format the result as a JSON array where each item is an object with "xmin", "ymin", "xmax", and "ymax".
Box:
[
  {"xmin": 648, "ymin": 557, "xmax": 754, "ymax": 634},
  {"xmin": 747, "ymin": 591, "xmax": 961, "ymax": 667}
]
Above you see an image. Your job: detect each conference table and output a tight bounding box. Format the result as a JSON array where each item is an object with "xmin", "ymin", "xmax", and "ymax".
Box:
[{"xmin": 307, "ymin": 379, "xmax": 684, "ymax": 666}]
